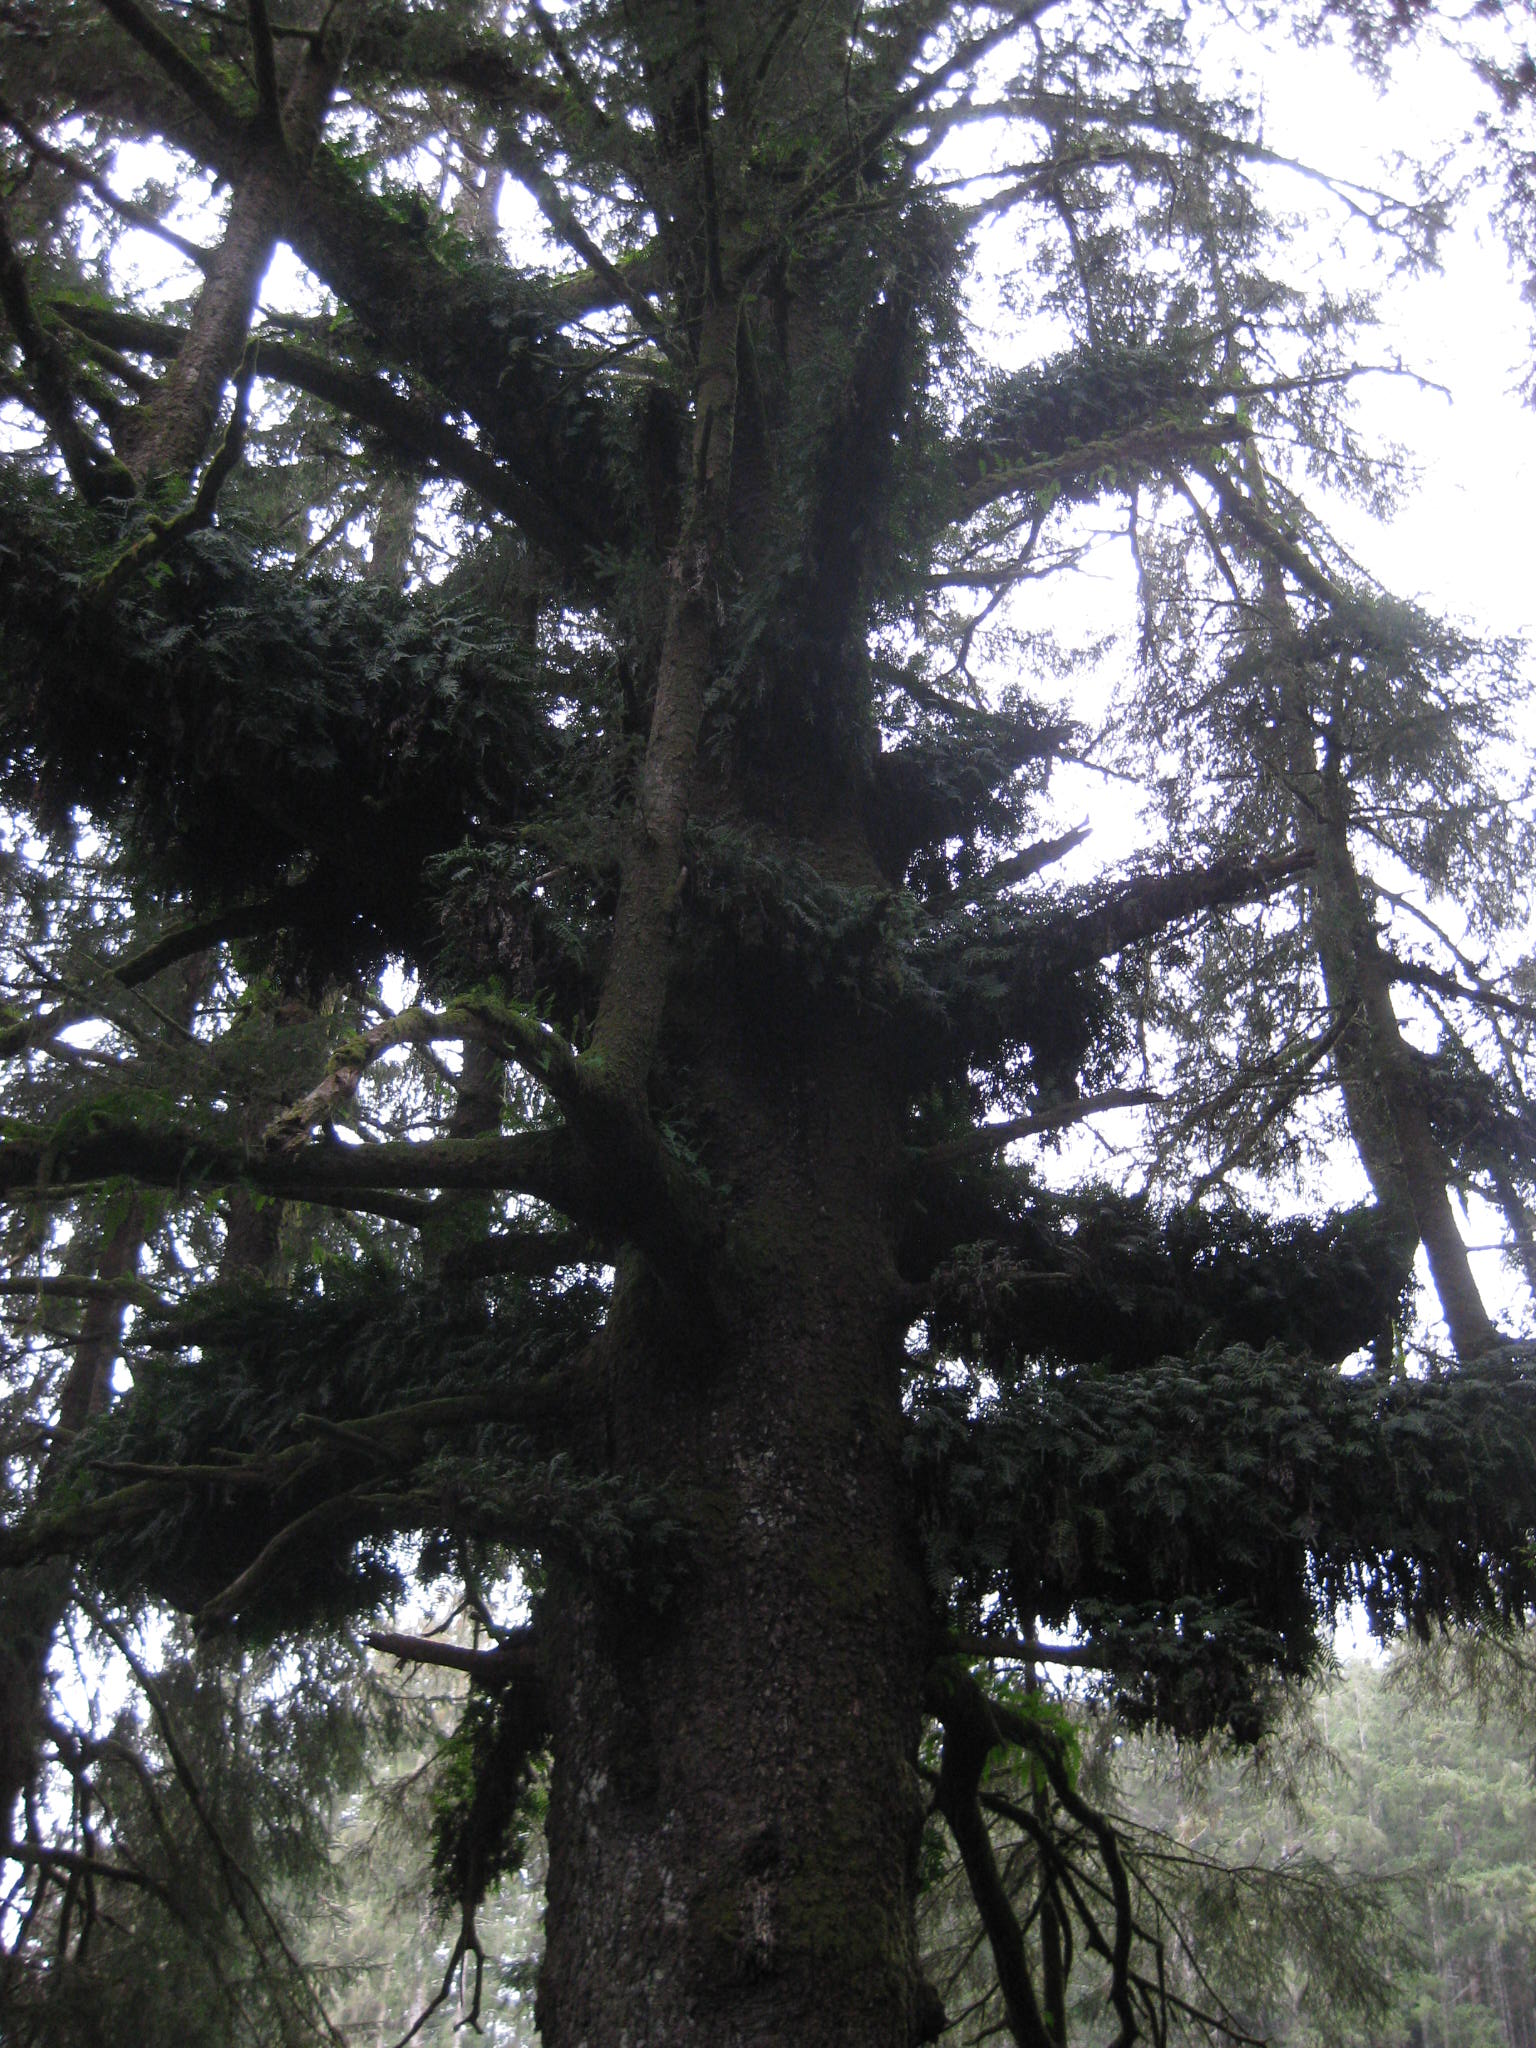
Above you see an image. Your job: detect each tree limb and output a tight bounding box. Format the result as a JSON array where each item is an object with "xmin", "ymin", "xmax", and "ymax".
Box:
[
  {"xmin": 0, "ymin": 98, "xmax": 213, "ymax": 268},
  {"xmin": 0, "ymin": 202, "xmax": 130, "ymax": 501},
  {"xmin": 95, "ymin": 0, "xmax": 247, "ymax": 141},
  {"xmin": 923, "ymin": 1088, "xmax": 1156, "ymax": 1166},
  {"xmin": 365, "ymin": 1626, "xmax": 540, "ymax": 1689}
]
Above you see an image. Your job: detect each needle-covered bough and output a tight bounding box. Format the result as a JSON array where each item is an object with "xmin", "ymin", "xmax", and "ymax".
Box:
[{"xmin": 3, "ymin": 2, "xmax": 1536, "ymax": 2041}]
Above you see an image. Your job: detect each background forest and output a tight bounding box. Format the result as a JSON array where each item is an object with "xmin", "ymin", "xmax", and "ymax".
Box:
[{"xmin": 32, "ymin": 1639, "xmax": 1536, "ymax": 2048}]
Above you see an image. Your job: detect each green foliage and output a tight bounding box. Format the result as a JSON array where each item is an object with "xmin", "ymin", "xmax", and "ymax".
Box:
[
  {"xmin": 989, "ymin": 1678, "xmax": 1085, "ymax": 1794},
  {"xmin": 1093, "ymin": 1649, "xmax": 1536, "ymax": 2048},
  {"xmin": 0, "ymin": 478, "xmax": 553, "ymax": 976},
  {"xmin": 966, "ymin": 339, "xmax": 1217, "ymax": 494},
  {"xmin": 917, "ymin": 1189, "xmax": 1412, "ymax": 1373},
  {"xmin": 58, "ymin": 1265, "xmax": 630, "ymax": 1628},
  {"xmin": 3, "ymin": 0, "xmax": 1536, "ymax": 2037},
  {"xmin": 430, "ymin": 1687, "xmax": 547, "ymax": 1913},
  {"xmin": 0, "ymin": 1624, "xmax": 378, "ymax": 2048},
  {"xmin": 911, "ymin": 1346, "xmax": 1536, "ymax": 1738}
]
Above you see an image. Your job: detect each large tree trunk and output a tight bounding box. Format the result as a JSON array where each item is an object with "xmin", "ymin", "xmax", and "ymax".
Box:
[{"xmin": 538, "ymin": 1009, "xmax": 935, "ymax": 2045}]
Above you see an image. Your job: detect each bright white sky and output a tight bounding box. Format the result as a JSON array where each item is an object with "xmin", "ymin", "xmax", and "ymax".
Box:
[
  {"xmin": 1253, "ymin": 34, "xmax": 1536, "ymax": 1349},
  {"xmin": 931, "ymin": 18, "xmax": 1536, "ymax": 1353},
  {"xmin": 1253, "ymin": 30, "xmax": 1536, "ymax": 641},
  {"xmin": 943, "ymin": 15, "xmax": 1536, "ymax": 795}
]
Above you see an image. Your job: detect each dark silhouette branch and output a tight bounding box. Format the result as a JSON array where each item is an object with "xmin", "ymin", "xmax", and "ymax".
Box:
[
  {"xmin": 95, "ymin": 0, "xmax": 247, "ymax": 140},
  {"xmin": 923, "ymin": 1088, "xmax": 1157, "ymax": 1166}
]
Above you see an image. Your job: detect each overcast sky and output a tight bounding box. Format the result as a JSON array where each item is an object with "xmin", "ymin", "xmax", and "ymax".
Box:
[{"xmin": 1239, "ymin": 24, "xmax": 1536, "ymax": 639}]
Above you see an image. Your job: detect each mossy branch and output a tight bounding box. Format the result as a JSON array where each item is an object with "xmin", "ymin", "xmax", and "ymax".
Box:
[
  {"xmin": 91, "ymin": 344, "xmax": 257, "ymax": 603},
  {"xmin": 94, "ymin": 0, "xmax": 248, "ymax": 140}
]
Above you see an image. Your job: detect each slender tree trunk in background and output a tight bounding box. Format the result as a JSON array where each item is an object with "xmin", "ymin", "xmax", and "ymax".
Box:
[
  {"xmin": 539, "ymin": 1013, "xmax": 934, "ymax": 2046},
  {"xmin": 221, "ymin": 1185, "xmax": 284, "ymax": 1280},
  {"xmin": 0, "ymin": 1201, "xmax": 143, "ymax": 1833},
  {"xmin": 1490, "ymin": 1166, "xmax": 1536, "ymax": 1322},
  {"xmin": 419, "ymin": 1036, "xmax": 505, "ymax": 1273},
  {"xmin": 1309, "ymin": 788, "xmax": 1499, "ymax": 1360},
  {"xmin": 1260, "ymin": 593, "xmax": 1498, "ymax": 1359},
  {"xmin": 367, "ymin": 467, "xmax": 420, "ymax": 587},
  {"xmin": 0, "ymin": 957, "xmax": 207, "ymax": 1833},
  {"xmin": 1223, "ymin": 437, "xmax": 1499, "ymax": 1359}
]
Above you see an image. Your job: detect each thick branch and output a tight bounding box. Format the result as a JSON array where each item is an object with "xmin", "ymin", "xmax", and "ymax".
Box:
[
  {"xmin": 34, "ymin": 47, "xmax": 628, "ymax": 567},
  {"xmin": 926, "ymin": 1665, "xmax": 1054, "ymax": 2048},
  {"xmin": 366, "ymin": 1627, "xmax": 540, "ymax": 1689},
  {"xmin": 951, "ymin": 416, "xmax": 1247, "ymax": 521},
  {"xmin": 1053, "ymin": 848, "xmax": 1314, "ymax": 969},
  {"xmin": 94, "ymin": 0, "xmax": 247, "ymax": 140},
  {"xmin": 109, "ymin": 898, "xmax": 292, "ymax": 987},
  {"xmin": 52, "ymin": 302, "xmax": 564, "ymax": 530},
  {"xmin": 0, "ymin": 1116, "xmax": 581, "ymax": 1210},
  {"xmin": 923, "ymin": 1087, "xmax": 1156, "ymax": 1165},
  {"xmin": 248, "ymin": 0, "xmax": 282, "ymax": 135},
  {"xmin": 1387, "ymin": 953, "xmax": 1536, "ymax": 1027},
  {"xmin": 115, "ymin": 12, "xmax": 350, "ymax": 485}
]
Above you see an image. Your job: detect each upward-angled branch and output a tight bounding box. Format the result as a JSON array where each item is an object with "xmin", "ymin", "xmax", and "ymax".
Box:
[
  {"xmin": 527, "ymin": 0, "xmax": 606, "ymax": 119},
  {"xmin": 924, "ymin": 1087, "xmax": 1156, "ymax": 1164},
  {"xmin": 248, "ymin": 0, "xmax": 283, "ymax": 136},
  {"xmin": 0, "ymin": 202, "xmax": 130, "ymax": 501},
  {"xmin": 1052, "ymin": 847, "xmax": 1315, "ymax": 972},
  {"xmin": 586, "ymin": 288, "xmax": 742, "ymax": 1104},
  {"xmin": 952, "ymin": 414, "xmax": 1247, "ymax": 521},
  {"xmin": 493, "ymin": 132, "xmax": 680, "ymax": 360},
  {"xmin": 116, "ymin": 9, "xmax": 352, "ymax": 485},
  {"xmin": 53, "ymin": 302, "xmax": 570, "ymax": 531},
  {"xmin": 34, "ymin": 29, "xmax": 632, "ymax": 566},
  {"xmin": 94, "ymin": 0, "xmax": 248, "ymax": 141},
  {"xmin": 748, "ymin": 1, "xmax": 1063, "ymax": 269}
]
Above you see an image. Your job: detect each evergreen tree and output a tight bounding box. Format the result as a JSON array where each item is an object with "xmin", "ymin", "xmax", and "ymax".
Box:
[{"xmin": 3, "ymin": 3, "xmax": 1536, "ymax": 2042}]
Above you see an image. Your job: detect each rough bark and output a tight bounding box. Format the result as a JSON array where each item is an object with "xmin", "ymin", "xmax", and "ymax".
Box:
[
  {"xmin": 539, "ymin": 1007, "xmax": 935, "ymax": 2046},
  {"xmin": 1281, "ymin": 683, "xmax": 1500, "ymax": 1361},
  {"xmin": 1310, "ymin": 800, "xmax": 1499, "ymax": 1360},
  {"xmin": 587, "ymin": 292, "xmax": 741, "ymax": 1106}
]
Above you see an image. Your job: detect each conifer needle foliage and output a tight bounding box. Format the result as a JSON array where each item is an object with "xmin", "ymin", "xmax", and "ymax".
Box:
[{"xmin": 3, "ymin": 2, "xmax": 1536, "ymax": 2042}]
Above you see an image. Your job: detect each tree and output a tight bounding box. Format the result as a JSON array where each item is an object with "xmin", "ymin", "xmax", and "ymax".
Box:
[{"xmin": 3, "ymin": 3, "xmax": 1536, "ymax": 2042}]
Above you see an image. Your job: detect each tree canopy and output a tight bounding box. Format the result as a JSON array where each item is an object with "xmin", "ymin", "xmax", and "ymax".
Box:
[{"xmin": 3, "ymin": 2, "xmax": 1536, "ymax": 2042}]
